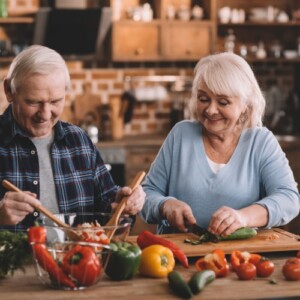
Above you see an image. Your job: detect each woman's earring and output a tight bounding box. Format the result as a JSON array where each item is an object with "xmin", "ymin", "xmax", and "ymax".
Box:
[{"xmin": 239, "ymin": 113, "xmax": 247, "ymax": 124}]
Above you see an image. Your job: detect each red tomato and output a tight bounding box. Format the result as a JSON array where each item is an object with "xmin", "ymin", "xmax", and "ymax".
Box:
[
  {"xmin": 296, "ymin": 251, "xmax": 300, "ymax": 259},
  {"xmin": 236, "ymin": 262, "xmax": 256, "ymax": 280},
  {"xmin": 282, "ymin": 258, "xmax": 300, "ymax": 281},
  {"xmin": 255, "ymin": 257, "xmax": 275, "ymax": 277}
]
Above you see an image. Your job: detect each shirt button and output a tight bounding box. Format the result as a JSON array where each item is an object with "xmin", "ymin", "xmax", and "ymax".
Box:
[
  {"xmin": 33, "ymin": 211, "xmax": 39, "ymax": 217},
  {"xmin": 31, "ymin": 150, "xmax": 36, "ymax": 155},
  {"xmin": 33, "ymin": 180, "xmax": 38, "ymax": 185}
]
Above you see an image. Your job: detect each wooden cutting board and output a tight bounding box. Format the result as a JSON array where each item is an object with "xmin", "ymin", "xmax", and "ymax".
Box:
[{"xmin": 128, "ymin": 228, "xmax": 300, "ymax": 257}]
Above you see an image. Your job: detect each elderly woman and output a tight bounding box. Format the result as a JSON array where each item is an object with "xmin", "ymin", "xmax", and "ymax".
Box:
[{"xmin": 140, "ymin": 52, "xmax": 300, "ymax": 236}]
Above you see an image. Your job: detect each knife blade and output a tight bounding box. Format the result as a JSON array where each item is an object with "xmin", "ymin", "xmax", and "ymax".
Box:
[{"xmin": 188, "ymin": 223, "xmax": 219, "ymax": 243}]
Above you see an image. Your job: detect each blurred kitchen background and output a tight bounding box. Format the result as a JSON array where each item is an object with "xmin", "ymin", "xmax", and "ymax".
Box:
[{"xmin": 0, "ymin": 0, "xmax": 300, "ymax": 233}]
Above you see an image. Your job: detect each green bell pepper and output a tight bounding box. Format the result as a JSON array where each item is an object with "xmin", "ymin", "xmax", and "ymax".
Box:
[{"xmin": 105, "ymin": 242, "xmax": 141, "ymax": 281}]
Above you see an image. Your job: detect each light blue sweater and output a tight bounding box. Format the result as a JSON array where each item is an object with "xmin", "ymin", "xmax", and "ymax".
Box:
[{"xmin": 140, "ymin": 120, "xmax": 300, "ymax": 233}]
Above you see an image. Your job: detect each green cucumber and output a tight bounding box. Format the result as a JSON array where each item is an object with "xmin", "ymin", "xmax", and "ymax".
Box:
[
  {"xmin": 188, "ymin": 270, "xmax": 215, "ymax": 295},
  {"xmin": 218, "ymin": 227, "xmax": 257, "ymax": 241},
  {"xmin": 168, "ymin": 270, "xmax": 193, "ymax": 299}
]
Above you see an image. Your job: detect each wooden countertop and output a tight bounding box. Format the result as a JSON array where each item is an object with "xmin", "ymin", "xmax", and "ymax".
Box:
[
  {"xmin": 97, "ymin": 134, "xmax": 166, "ymax": 149},
  {"xmin": 2, "ymin": 252, "xmax": 300, "ymax": 299}
]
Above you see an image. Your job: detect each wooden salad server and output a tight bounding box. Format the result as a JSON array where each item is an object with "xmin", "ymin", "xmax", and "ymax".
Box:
[
  {"xmin": 2, "ymin": 179, "xmax": 81, "ymax": 241},
  {"xmin": 105, "ymin": 170, "xmax": 146, "ymax": 241}
]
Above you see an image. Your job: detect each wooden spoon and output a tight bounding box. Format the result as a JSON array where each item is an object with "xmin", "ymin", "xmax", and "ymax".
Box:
[
  {"xmin": 1, "ymin": 180, "xmax": 81, "ymax": 240},
  {"xmin": 105, "ymin": 170, "xmax": 146, "ymax": 241}
]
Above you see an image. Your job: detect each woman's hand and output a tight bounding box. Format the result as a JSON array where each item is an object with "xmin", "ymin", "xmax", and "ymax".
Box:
[
  {"xmin": 160, "ymin": 199, "xmax": 196, "ymax": 232},
  {"xmin": 0, "ymin": 191, "xmax": 39, "ymax": 225},
  {"xmin": 208, "ymin": 206, "xmax": 247, "ymax": 236},
  {"xmin": 113, "ymin": 185, "xmax": 145, "ymax": 215}
]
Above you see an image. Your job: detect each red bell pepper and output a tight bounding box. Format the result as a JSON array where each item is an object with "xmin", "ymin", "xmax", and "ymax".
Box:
[
  {"xmin": 27, "ymin": 225, "xmax": 46, "ymax": 244},
  {"xmin": 137, "ymin": 230, "xmax": 189, "ymax": 268},
  {"xmin": 230, "ymin": 250, "xmax": 261, "ymax": 272},
  {"xmin": 195, "ymin": 249, "xmax": 230, "ymax": 278},
  {"xmin": 62, "ymin": 245, "xmax": 101, "ymax": 286},
  {"xmin": 28, "ymin": 226, "xmax": 76, "ymax": 289},
  {"xmin": 33, "ymin": 243, "xmax": 76, "ymax": 289}
]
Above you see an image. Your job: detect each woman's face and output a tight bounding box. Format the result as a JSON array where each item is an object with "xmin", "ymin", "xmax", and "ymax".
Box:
[
  {"xmin": 7, "ymin": 70, "xmax": 66, "ymax": 138},
  {"xmin": 196, "ymin": 82, "xmax": 247, "ymax": 136}
]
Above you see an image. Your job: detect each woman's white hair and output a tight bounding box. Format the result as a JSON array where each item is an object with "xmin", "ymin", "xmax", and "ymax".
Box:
[
  {"xmin": 6, "ymin": 45, "xmax": 71, "ymax": 93},
  {"xmin": 190, "ymin": 52, "xmax": 266, "ymax": 127}
]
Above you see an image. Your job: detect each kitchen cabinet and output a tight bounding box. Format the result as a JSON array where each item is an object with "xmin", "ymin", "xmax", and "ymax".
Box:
[
  {"xmin": 111, "ymin": 0, "xmax": 214, "ymax": 62},
  {"xmin": 161, "ymin": 20, "xmax": 211, "ymax": 60},
  {"xmin": 112, "ymin": 19, "xmax": 212, "ymax": 62},
  {"xmin": 112, "ymin": 20, "xmax": 160, "ymax": 61}
]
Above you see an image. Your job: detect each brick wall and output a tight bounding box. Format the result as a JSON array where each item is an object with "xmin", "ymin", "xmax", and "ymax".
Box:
[{"xmin": 0, "ymin": 62, "xmax": 296, "ymax": 139}]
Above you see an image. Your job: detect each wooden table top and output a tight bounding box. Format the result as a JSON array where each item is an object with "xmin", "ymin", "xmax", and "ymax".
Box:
[{"xmin": 2, "ymin": 252, "xmax": 300, "ymax": 300}]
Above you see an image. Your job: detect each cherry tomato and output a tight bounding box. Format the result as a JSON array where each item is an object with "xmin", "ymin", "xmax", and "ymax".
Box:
[
  {"xmin": 236, "ymin": 262, "xmax": 256, "ymax": 280},
  {"xmin": 282, "ymin": 258, "xmax": 300, "ymax": 281},
  {"xmin": 255, "ymin": 257, "xmax": 275, "ymax": 277}
]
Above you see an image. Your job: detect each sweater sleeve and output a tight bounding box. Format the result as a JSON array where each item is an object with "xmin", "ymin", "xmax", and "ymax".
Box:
[
  {"xmin": 255, "ymin": 131, "xmax": 300, "ymax": 227},
  {"xmin": 140, "ymin": 128, "xmax": 176, "ymax": 224}
]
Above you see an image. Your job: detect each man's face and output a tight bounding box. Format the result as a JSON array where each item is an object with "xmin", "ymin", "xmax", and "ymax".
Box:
[{"xmin": 7, "ymin": 70, "xmax": 66, "ymax": 138}]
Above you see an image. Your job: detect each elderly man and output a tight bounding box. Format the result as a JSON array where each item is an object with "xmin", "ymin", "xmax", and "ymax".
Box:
[{"xmin": 0, "ymin": 45, "xmax": 145, "ymax": 231}]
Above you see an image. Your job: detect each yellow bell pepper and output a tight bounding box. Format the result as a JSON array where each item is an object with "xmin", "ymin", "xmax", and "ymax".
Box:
[{"xmin": 139, "ymin": 244, "xmax": 175, "ymax": 278}]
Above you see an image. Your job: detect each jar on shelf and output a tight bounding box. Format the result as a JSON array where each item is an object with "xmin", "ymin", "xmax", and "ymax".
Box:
[
  {"xmin": 256, "ymin": 41, "xmax": 267, "ymax": 59},
  {"xmin": 224, "ymin": 29, "xmax": 236, "ymax": 53}
]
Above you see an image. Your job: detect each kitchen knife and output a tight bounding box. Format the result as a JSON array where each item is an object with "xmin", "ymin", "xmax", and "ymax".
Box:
[{"xmin": 188, "ymin": 223, "xmax": 219, "ymax": 243}]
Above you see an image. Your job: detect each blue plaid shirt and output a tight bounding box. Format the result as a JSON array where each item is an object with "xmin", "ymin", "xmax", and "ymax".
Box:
[{"xmin": 0, "ymin": 105, "xmax": 118, "ymax": 232}]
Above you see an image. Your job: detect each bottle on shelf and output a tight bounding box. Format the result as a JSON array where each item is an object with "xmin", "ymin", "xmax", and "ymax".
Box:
[{"xmin": 224, "ymin": 29, "xmax": 236, "ymax": 53}]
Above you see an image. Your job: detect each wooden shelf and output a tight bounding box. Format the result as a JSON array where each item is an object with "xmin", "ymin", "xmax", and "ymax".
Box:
[
  {"xmin": 0, "ymin": 17, "xmax": 34, "ymax": 24},
  {"xmin": 246, "ymin": 57, "xmax": 300, "ymax": 63},
  {"xmin": 219, "ymin": 21, "xmax": 300, "ymax": 27},
  {"xmin": 0, "ymin": 57, "xmax": 14, "ymax": 63}
]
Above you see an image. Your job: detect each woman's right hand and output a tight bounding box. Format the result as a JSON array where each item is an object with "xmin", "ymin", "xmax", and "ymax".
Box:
[
  {"xmin": 160, "ymin": 198, "xmax": 196, "ymax": 232},
  {"xmin": 0, "ymin": 191, "xmax": 40, "ymax": 225}
]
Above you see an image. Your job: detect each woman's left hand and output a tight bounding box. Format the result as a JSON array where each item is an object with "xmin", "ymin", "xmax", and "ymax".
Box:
[
  {"xmin": 112, "ymin": 185, "xmax": 146, "ymax": 215},
  {"xmin": 208, "ymin": 206, "xmax": 247, "ymax": 236}
]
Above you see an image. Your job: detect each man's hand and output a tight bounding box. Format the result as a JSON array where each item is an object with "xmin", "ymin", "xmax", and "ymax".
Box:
[
  {"xmin": 0, "ymin": 191, "xmax": 40, "ymax": 225},
  {"xmin": 112, "ymin": 185, "xmax": 145, "ymax": 215}
]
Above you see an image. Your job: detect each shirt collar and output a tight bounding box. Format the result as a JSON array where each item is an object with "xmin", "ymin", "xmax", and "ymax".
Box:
[{"xmin": 1, "ymin": 105, "xmax": 67, "ymax": 146}]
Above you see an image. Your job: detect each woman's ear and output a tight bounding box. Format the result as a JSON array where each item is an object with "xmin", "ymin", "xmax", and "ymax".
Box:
[{"xmin": 3, "ymin": 78, "xmax": 13, "ymax": 103}]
